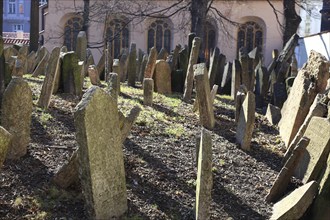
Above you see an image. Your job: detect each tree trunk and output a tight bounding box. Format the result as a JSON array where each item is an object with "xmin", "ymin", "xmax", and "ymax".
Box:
[
  {"xmin": 82, "ymin": 0, "xmax": 90, "ymax": 33},
  {"xmin": 30, "ymin": 0, "xmax": 39, "ymax": 52},
  {"xmin": 0, "ymin": 0, "xmax": 3, "ymax": 34},
  {"xmin": 283, "ymin": 0, "xmax": 301, "ymax": 46}
]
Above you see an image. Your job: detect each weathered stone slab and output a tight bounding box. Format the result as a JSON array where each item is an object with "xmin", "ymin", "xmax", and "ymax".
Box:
[
  {"xmin": 231, "ymin": 60, "xmax": 241, "ymax": 100},
  {"xmin": 266, "ymin": 137, "xmax": 310, "ymax": 203},
  {"xmin": 183, "ymin": 37, "xmax": 201, "ymax": 102},
  {"xmin": 235, "ymin": 85, "xmax": 248, "ymax": 124},
  {"xmin": 26, "ymin": 51, "xmax": 36, "ymax": 74},
  {"xmin": 127, "ymin": 43, "xmax": 137, "ymax": 87},
  {"xmin": 214, "ymin": 54, "xmax": 226, "ymax": 93},
  {"xmin": 210, "ymin": 84, "xmax": 219, "ymax": 106},
  {"xmin": 273, "ymin": 82, "xmax": 287, "ymax": 108},
  {"xmin": 107, "ymin": 72, "xmax": 120, "ymax": 103},
  {"xmin": 136, "ymin": 49, "xmax": 144, "ymax": 80},
  {"xmin": 220, "ymin": 62, "xmax": 232, "ymax": 95},
  {"xmin": 2, "ymin": 77, "xmax": 32, "ymax": 159},
  {"xmin": 144, "ymin": 47, "xmax": 158, "ymax": 79},
  {"xmin": 53, "ymin": 51, "xmax": 64, "ymax": 94},
  {"xmin": 32, "ymin": 47, "xmax": 50, "ymax": 77},
  {"xmin": 266, "ymin": 104, "xmax": 281, "ymax": 125},
  {"xmin": 236, "ymin": 91, "xmax": 255, "ymax": 150},
  {"xmin": 171, "ymin": 69, "xmax": 185, "ymax": 93},
  {"xmin": 208, "ymin": 47, "xmax": 220, "ymax": 89},
  {"xmin": 239, "ymin": 47, "xmax": 253, "ymax": 91},
  {"xmin": 194, "ymin": 63, "xmax": 215, "ymax": 130},
  {"xmin": 283, "ymin": 94, "xmax": 327, "ymax": 163},
  {"xmin": 294, "ymin": 117, "xmax": 330, "ymax": 183},
  {"xmin": 154, "ymin": 60, "xmax": 171, "ymax": 94},
  {"xmin": 61, "ymin": 52, "xmax": 82, "ymax": 96},
  {"xmin": 76, "ymin": 31, "xmax": 87, "ymax": 62},
  {"xmin": 0, "ymin": 37, "xmax": 6, "ymax": 102},
  {"xmin": 157, "ymin": 47, "xmax": 168, "ymax": 60},
  {"xmin": 4, "ymin": 46, "xmax": 18, "ymax": 62},
  {"xmin": 310, "ymin": 153, "xmax": 330, "ymax": 220},
  {"xmin": 38, "ymin": 47, "xmax": 61, "ymax": 109},
  {"xmin": 118, "ymin": 106, "xmax": 141, "ymax": 143},
  {"xmin": 143, "ymin": 78, "xmax": 154, "ymax": 106},
  {"xmin": 138, "ymin": 54, "xmax": 148, "ymax": 83},
  {"xmin": 255, "ymin": 63, "xmax": 269, "ymax": 107},
  {"xmin": 167, "ymin": 44, "xmax": 181, "ymax": 72},
  {"xmin": 178, "ymin": 47, "xmax": 188, "ymax": 77},
  {"xmin": 270, "ymin": 181, "xmax": 318, "ymax": 220},
  {"xmin": 0, "ymin": 127, "xmax": 12, "ymax": 169},
  {"xmin": 279, "ymin": 51, "xmax": 329, "ymax": 147},
  {"xmin": 74, "ymin": 86, "xmax": 127, "ymax": 219},
  {"xmin": 88, "ymin": 65, "xmax": 100, "ymax": 86},
  {"xmin": 195, "ymin": 128, "xmax": 213, "ymax": 220}
]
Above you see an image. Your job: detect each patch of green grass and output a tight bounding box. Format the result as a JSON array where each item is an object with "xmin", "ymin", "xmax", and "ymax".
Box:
[
  {"xmin": 219, "ymin": 159, "xmax": 226, "ymax": 167},
  {"xmin": 164, "ymin": 124, "xmax": 185, "ymax": 138},
  {"xmin": 186, "ymin": 179, "xmax": 196, "ymax": 187},
  {"xmin": 13, "ymin": 197, "xmax": 23, "ymax": 207}
]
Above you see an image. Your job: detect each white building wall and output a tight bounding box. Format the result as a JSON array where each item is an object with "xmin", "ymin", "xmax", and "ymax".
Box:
[{"xmin": 298, "ymin": 0, "xmax": 322, "ymax": 37}]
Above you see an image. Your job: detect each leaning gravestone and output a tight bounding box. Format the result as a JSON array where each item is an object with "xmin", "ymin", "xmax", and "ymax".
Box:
[
  {"xmin": 208, "ymin": 47, "xmax": 220, "ymax": 88},
  {"xmin": 195, "ymin": 128, "xmax": 213, "ymax": 220},
  {"xmin": 271, "ymin": 181, "xmax": 318, "ymax": 220},
  {"xmin": 220, "ymin": 62, "xmax": 232, "ymax": 95},
  {"xmin": 265, "ymin": 104, "xmax": 281, "ymax": 125},
  {"xmin": 279, "ymin": 51, "xmax": 329, "ymax": 147},
  {"xmin": 294, "ymin": 117, "xmax": 330, "ymax": 183},
  {"xmin": 144, "ymin": 47, "xmax": 158, "ymax": 79},
  {"xmin": 194, "ymin": 63, "xmax": 215, "ymax": 130},
  {"xmin": 74, "ymin": 86, "xmax": 127, "ymax": 219},
  {"xmin": 183, "ymin": 37, "xmax": 201, "ymax": 102},
  {"xmin": 61, "ymin": 51, "xmax": 82, "ymax": 96},
  {"xmin": 0, "ymin": 127, "xmax": 12, "ymax": 169},
  {"xmin": 154, "ymin": 60, "xmax": 171, "ymax": 94},
  {"xmin": 32, "ymin": 47, "xmax": 50, "ymax": 77},
  {"xmin": 38, "ymin": 47, "xmax": 61, "ymax": 109},
  {"xmin": 2, "ymin": 77, "xmax": 32, "ymax": 159},
  {"xmin": 236, "ymin": 91, "xmax": 255, "ymax": 150}
]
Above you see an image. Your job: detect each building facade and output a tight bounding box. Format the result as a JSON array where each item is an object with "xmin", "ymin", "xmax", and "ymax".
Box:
[
  {"xmin": 3, "ymin": 0, "xmax": 31, "ymax": 32},
  {"xmin": 42, "ymin": 0, "xmax": 285, "ymax": 66}
]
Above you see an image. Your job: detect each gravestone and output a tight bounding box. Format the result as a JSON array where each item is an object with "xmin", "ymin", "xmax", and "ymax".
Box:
[
  {"xmin": 107, "ymin": 72, "xmax": 120, "ymax": 103},
  {"xmin": 255, "ymin": 64, "xmax": 269, "ymax": 108},
  {"xmin": 235, "ymin": 85, "xmax": 248, "ymax": 123},
  {"xmin": 38, "ymin": 47, "xmax": 61, "ymax": 109},
  {"xmin": 32, "ymin": 47, "xmax": 49, "ymax": 77},
  {"xmin": 208, "ymin": 47, "xmax": 220, "ymax": 88},
  {"xmin": 210, "ymin": 84, "xmax": 219, "ymax": 105},
  {"xmin": 214, "ymin": 54, "xmax": 226, "ymax": 93},
  {"xmin": 310, "ymin": 153, "xmax": 330, "ymax": 220},
  {"xmin": 266, "ymin": 137, "xmax": 310, "ymax": 203},
  {"xmin": 183, "ymin": 37, "xmax": 201, "ymax": 102},
  {"xmin": 2, "ymin": 77, "xmax": 32, "ymax": 159},
  {"xmin": 283, "ymin": 94, "xmax": 327, "ymax": 163},
  {"xmin": 294, "ymin": 117, "xmax": 330, "ymax": 183},
  {"xmin": 194, "ymin": 63, "xmax": 215, "ymax": 130},
  {"xmin": 178, "ymin": 47, "xmax": 189, "ymax": 77},
  {"xmin": 195, "ymin": 128, "xmax": 213, "ymax": 220},
  {"xmin": 188, "ymin": 33, "xmax": 196, "ymax": 57},
  {"xmin": 220, "ymin": 62, "xmax": 232, "ymax": 95},
  {"xmin": 112, "ymin": 59, "xmax": 121, "ymax": 76},
  {"xmin": 265, "ymin": 104, "xmax": 281, "ymax": 125},
  {"xmin": 0, "ymin": 37, "xmax": 6, "ymax": 102},
  {"xmin": 143, "ymin": 78, "xmax": 154, "ymax": 106},
  {"xmin": 157, "ymin": 47, "xmax": 168, "ymax": 60},
  {"xmin": 279, "ymin": 51, "xmax": 329, "ymax": 147},
  {"xmin": 273, "ymin": 82, "xmax": 287, "ymax": 108},
  {"xmin": 76, "ymin": 31, "xmax": 87, "ymax": 62},
  {"xmin": 4, "ymin": 46, "xmax": 18, "ymax": 62},
  {"xmin": 167, "ymin": 44, "xmax": 181, "ymax": 72},
  {"xmin": 85, "ymin": 50, "xmax": 95, "ymax": 76},
  {"xmin": 61, "ymin": 52, "xmax": 82, "ymax": 96},
  {"xmin": 271, "ymin": 181, "xmax": 318, "ymax": 220},
  {"xmin": 118, "ymin": 106, "xmax": 141, "ymax": 143},
  {"xmin": 74, "ymin": 86, "xmax": 127, "ymax": 219},
  {"xmin": 26, "ymin": 51, "xmax": 36, "ymax": 74},
  {"xmin": 136, "ymin": 49, "xmax": 144, "ymax": 80},
  {"xmin": 236, "ymin": 91, "xmax": 255, "ymax": 150},
  {"xmin": 0, "ymin": 127, "xmax": 12, "ymax": 169},
  {"xmin": 144, "ymin": 47, "xmax": 158, "ymax": 79},
  {"xmin": 239, "ymin": 47, "xmax": 253, "ymax": 91},
  {"xmin": 171, "ymin": 69, "xmax": 185, "ymax": 93},
  {"xmin": 127, "ymin": 43, "xmax": 137, "ymax": 87},
  {"xmin": 154, "ymin": 60, "xmax": 171, "ymax": 94},
  {"xmin": 231, "ymin": 60, "xmax": 241, "ymax": 99},
  {"xmin": 53, "ymin": 51, "xmax": 65, "ymax": 94},
  {"xmin": 138, "ymin": 54, "xmax": 148, "ymax": 83},
  {"xmin": 88, "ymin": 65, "xmax": 100, "ymax": 86}
]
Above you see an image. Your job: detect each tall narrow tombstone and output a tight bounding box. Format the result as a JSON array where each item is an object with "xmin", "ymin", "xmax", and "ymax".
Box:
[
  {"xmin": 178, "ymin": 47, "xmax": 189, "ymax": 78},
  {"xmin": 26, "ymin": 51, "xmax": 36, "ymax": 74},
  {"xmin": 0, "ymin": 37, "xmax": 6, "ymax": 102},
  {"xmin": 88, "ymin": 65, "xmax": 100, "ymax": 86},
  {"xmin": 231, "ymin": 60, "xmax": 242, "ymax": 99},
  {"xmin": 215, "ymin": 54, "xmax": 226, "ymax": 94},
  {"xmin": 235, "ymin": 85, "xmax": 248, "ymax": 123},
  {"xmin": 265, "ymin": 104, "xmax": 281, "ymax": 125},
  {"xmin": 236, "ymin": 91, "xmax": 255, "ymax": 150},
  {"xmin": 239, "ymin": 47, "xmax": 253, "ymax": 91},
  {"xmin": 144, "ymin": 47, "xmax": 158, "ymax": 79},
  {"xmin": 0, "ymin": 127, "xmax": 12, "ymax": 169},
  {"xmin": 120, "ymin": 49, "xmax": 129, "ymax": 82},
  {"xmin": 138, "ymin": 54, "xmax": 148, "ymax": 83},
  {"xmin": 208, "ymin": 47, "xmax": 220, "ymax": 89},
  {"xmin": 38, "ymin": 47, "xmax": 61, "ymax": 109},
  {"xmin": 183, "ymin": 37, "xmax": 201, "ymax": 102},
  {"xmin": 127, "ymin": 43, "xmax": 137, "ymax": 87},
  {"xmin": 143, "ymin": 78, "xmax": 154, "ymax": 106},
  {"xmin": 294, "ymin": 117, "xmax": 330, "ymax": 183},
  {"xmin": 210, "ymin": 84, "xmax": 219, "ymax": 105},
  {"xmin": 195, "ymin": 128, "xmax": 213, "ymax": 220},
  {"xmin": 2, "ymin": 77, "xmax": 32, "ymax": 159},
  {"xmin": 32, "ymin": 47, "xmax": 49, "ymax": 77},
  {"xmin": 220, "ymin": 62, "xmax": 232, "ymax": 95},
  {"xmin": 107, "ymin": 72, "xmax": 120, "ymax": 103},
  {"xmin": 255, "ymin": 64, "xmax": 269, "ymax": 108},
  {"xmin": 188, "ymin": 33, "xmax": 196, "ymax": 57},
  {"xmin": 171, "ymin": 69, "xmax": 185, "ymax": 93},
  {"xmin": 53, "ymin": 49, "xmax": 65, "ymax": 94},
  {"xmin": 74, "ymin": 86, "xmax": 127, "ymax": 219},
  {"xmin": 136, "ymin": 49, "xmax": 144, "ymax": 80},
  {"xmin": 85, "ymin": 50, "xmax": 95, "ymax": 76},
  {"xmin": 157, "ymin": 47, "xmax": 168, "ymax": 60},
  {"xmin": 4, "ymin": 46, "xmax": 18, "ymax": 62},
  {"xmin": 153, "ymin": 60, "xmax": 171, "ymax": 94},
  {"xmin": 76, "ymin": 31, "xmax": 87, "ymax": 62},
  {"xmin": 167, "ymin": 44, "xmax": 181, "ymax": 72},
  {"xmin": 112, "ymin": 59, "xmax": 121, "ymax": 75},
  {"xmin": 279, "ymin": 51, "xmax": 329, "ymax": 147},
  {"xmin": 194, "ymin": 63, "xmax": 215, "ymax": 130}
]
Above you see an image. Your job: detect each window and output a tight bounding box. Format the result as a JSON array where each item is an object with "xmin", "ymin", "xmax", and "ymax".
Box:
[
  {"xmin": 147, "ymin": 19, "xmax": 171, "ymax": 53},
  {"xmin": 39, "ymin": 0, "xmax": 47, "ymax": 5},
  {"xmin": 9, "ymin": 0, "xmax": 16, "ymax": 14},
  {"xmin": 237, "ymin": 21, "xmax": 263, "ymax": 55},
  {"xmin": 64, "ymin": 16, "xmax": 83, "ymax": 51},
  {"xmin": 19, "ymin": 3, "xmax": 23, "ymax": 14},
  {"xmin": 13, "ymin": 24, "xmax": 23, "ymax": 32},
  {"xmin": 203, "ymin": 21, "xmax": 216, "ymax": 61},
  {"xmin": 105, "ymin": 17, "xmax": 129, "ymax": 58}
]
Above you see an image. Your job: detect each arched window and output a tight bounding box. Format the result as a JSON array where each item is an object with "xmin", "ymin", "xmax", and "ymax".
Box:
[
  {"xmin": 105, "ymin": 18, "xmax": 129, "ymax": 58},
  {"xmin": 64, "ymin": 16, "xmax": 83, "ymax": 51},
  {"xmin": 147, "ymin": 19, "xmax": 171, "ymax": 53},
  {"xmin": 203, "ymin": 21, "xmax": 216, "ymax": 61},
  {"xmin": 237, "ymin": 21, "xmax": 263, "ymax": 55}
]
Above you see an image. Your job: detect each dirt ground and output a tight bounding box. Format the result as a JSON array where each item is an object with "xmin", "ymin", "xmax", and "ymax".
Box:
[{"xmin": 0, "ymin": 75, "xmax": 295, "ymax": 220}]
